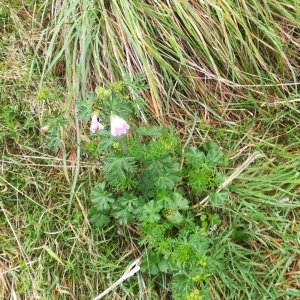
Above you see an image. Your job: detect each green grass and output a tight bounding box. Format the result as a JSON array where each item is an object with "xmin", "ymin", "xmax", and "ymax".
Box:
[{"xmin": 1, "ymin": 0, "xmax": 300, "ymax": 299}]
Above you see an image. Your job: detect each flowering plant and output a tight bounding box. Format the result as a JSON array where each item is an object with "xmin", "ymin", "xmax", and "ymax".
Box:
[
  {"xmin": 89, "ymin": 114, "xmax": 104, "ymax": 133},
  {"xmin": 73, "ymin": 76, "xmax": 228, "ymax": 299},
  {"xmin": 110, "ymin": 115, "xmax": 130, "ymax": 136},
  {"xmin": 88, "ymin": 123, "xmax": 228, "ymax": 299},
  {"xmin": 75, "ymin": 75, "xmax": 147, "ymax": 140},
  {"xmin": 89, "ymin": 113, "xmax": 130, "ymax": 137}
]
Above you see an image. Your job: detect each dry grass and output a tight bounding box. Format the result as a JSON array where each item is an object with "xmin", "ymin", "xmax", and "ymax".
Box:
[{"xmin": 35, "ymin": 0, "xmax": 299, "ymax": 123}]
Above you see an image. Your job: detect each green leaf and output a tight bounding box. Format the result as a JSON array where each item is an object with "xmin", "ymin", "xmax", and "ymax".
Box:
[
  {"xmin": 172, "ymin": 271, "xmax": 194, "ymax": 298},
  {"xmin": 214, "ymin": 172, "xmax": 226, "ymax": 185},
  {"xmin": 97, "ymin": 134, "xmax": 117, "ymax": 153},
  {"xmin": 111, "ymin": 209, "xmax": 134, "ymax": 225},
  {"xmin": 188, "ymin": 232, "xmax": 210, "ymax": 254},
  {"xmin": 136, "ymin": 125, "xmax": 163, "ymax": 137},
  {"xmin": 141, "ymin": 156, "xmax": 181, "ymax": 194},
  {"xmin": 166, "ymin": 210, "xmax": 184, "ymax": 225},
  {"xmin": 156, "ymin": 175, "xmax": 179, "ymax": 190},
  {"xmin": 187, "ymin": 168, "xmax": 213, "ymax": 195},
  {"xmin": 127, "ymin": 138, "xmax": 144, "ymax": 159},
  {"xmin": 157, "ymin": 259, "xmax": 170, "ymax": 273},
  {"xmin": 203, "ymin": 142, "xmax": 228, "ymax": 167},
  {"xmin": 43, "ymin": 112, "xmax": 67, "ymax": 153},
  {"xmin": 89, "ymin": 213, "xmax": 110, "ymax": 228},
  {"xmin": 90, "ymin": 183, "xmax": 115, "ymax": 211},
  {"xmin": 139, "ymin": 200, "xmax": 163, "ymax": 223},
  {"xmin": 209, "ymin": 191, "xmax": 228, "ymax": 206},
  {"xmin": 200, "ymin": 214, "xmax": 209, "ymax": 229},
  {"xmin": 118, "ymin": 194, "xmax": 139, "ymax": 212},
  {"xmin": 185, "ymin": 147, "xmax": 206, "ymax": 167},
  {"xmin": 209, "ymin": 213, "xmax": 222, "ymax": 226},
  {"xmin": 76, "ymin": 96, "xmax": 94, "ymax": 120},
  {"xmin": 104, "ymin": 155, "xmax": 137, "ymax": 187},
  {"xmin": 45, "ymin": 129, "xmax": 61, "ymax": 153},
  {"xmin": 104, "ymin": 156, "xmax": 137, "ymax": 174},
  {"xmin": 202, "ymin": 141, "xmax": 218, "ymax": 153},
  {"xmin": 171, "ymin": 243, "xmax": 192, "ymax": 265},
  {"xmin": 231, "ymin": 228, "xmax": 250, "ymax": 243},
  {"xmin": 140, "ymin": 252, "xmax": 161, "ymax": 275},
  {"xmin": 95, "ymin": 86, "xmax": 111, "ymax": 100},
  {"xmin": 111, "ymin": 194, "xmax": 140, "ymax": 225},
  {"xmin": 139, "ymin": 222, "xmax": 170, "ymax": 245},
  {"xmin": 157, "ymin": 238, "xmax": 173, "ymax": 258},
  {"xmin": 172, "ymin": 192, "xmax": 189, "ymax": 210},
  {"xmin": 161, "ymin": 192, "xmax": 189, "ymax": 212},
  {"xmin": 141, "ymin": 250, "xmax": 170, "ymax": 275}
]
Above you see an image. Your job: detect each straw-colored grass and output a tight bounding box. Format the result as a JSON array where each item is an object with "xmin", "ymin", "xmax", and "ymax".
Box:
[{"xmin": 35, "ymin": 0, "xmax": 299, "ymax": 122}]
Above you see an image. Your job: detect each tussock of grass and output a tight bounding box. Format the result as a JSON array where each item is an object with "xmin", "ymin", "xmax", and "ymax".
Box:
[{"xmin": 35, "ymin": 0, "xmax": 299, "ymax": 122}]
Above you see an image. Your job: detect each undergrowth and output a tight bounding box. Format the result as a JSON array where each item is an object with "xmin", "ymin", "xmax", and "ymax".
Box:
[{"xmin": 1, "ymin": 1, "xmax": 300, "ymax": 300}]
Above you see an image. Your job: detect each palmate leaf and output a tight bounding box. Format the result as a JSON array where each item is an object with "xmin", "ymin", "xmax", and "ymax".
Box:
[
  {"xmin": 156, "ymin": 175, "xmax": 179, "ymax": 190},
  {"xmin": 185, "ymin": 146, "xmax": 206, "ymax": 168},
  {"xmin": 104, "ymin": 155, "xmax": 137, "ymax": 187},
  {"xmin": 95, "ymin": 86, "xmax": 111, "ymax": 100},
  {"xmin": 111, "ymin": 209, "xmax": 134, "ymax": 225},
  {"xmin": 116, "ymin": 194, "xmax": 139, "ymax": 212},
  {"xmin": 209, "ymin": 190, "xmax": 229, "ymax": 206},
  {"xmin": 89, "ymin": 213, "xmax": 110, "ymax": 228},
  {"xmin": 43, "ymin": 112, "xmax": 67, "ymax": 153},
  {"xmin": 172, "ymin": 250, "xmax": 190, "ymax": 268},
  {"xmin": 140, "ymin": 252, "xmax": 162, "ymax": 275},
  {"xmin": 110, "ymin": 96, "xmax": 133, "ymax": 118},
  {"xmin": 45, "ymin": 129, "xmax": 61, "ymax": 153},
  {"xmin": 139, "ymin": 222, "xmax": 170, "ymax": 245},
  {"xmin": 76, "ymin": 96, "xmax": 94, "ymax": 120},
  {"xmin": 146, "ymin": 156, "xmax": 180, "ymax": 175},
  {"xmin": 123, "ymin": 72, "xmax": 149, "ymax": 91},
  {"xmin": 111, "ymin": 194, "xmax": 140, "ymax": 225},
  {"xmin": 203, "ymin": 141, "xmax": 228, "ymax": 167},
  {"xmin": 90, "ymin": 182, "xmax": 115, "ymax": 211},
  {"xmin": 163, "ymin": 192, "xmax": 189, "ymax": 211},
  {"xmin": 97, "ymin": 133, "xmax": 117, "ymax": 153},
  {"xmin": 104, "ymin": 155, "xmax": 137, "ymax": 174},
  {"xmin": 141, "ymin": 254, "xmax": 170, "ymax": 275},
  {"xmin": 165, "ymin": 210, "xmax": 184, "ymax": 225},
  {"xmin": 141, "ymin": 156, "xmax": 181, "ymax": 194},
  {"xmin": 187, "ymin": 168, "xmax": 213, "ymax": 194},
  {"xmin": 171, "ymin": 271, "xmax": 194, "ymax": 299},
  {"xmin": 127, "ymin": 138, "xmax": 145, "ymax": 160},
  {"xmin": 139, "ymin": 200, "xmax": 163, "ymax": 223},
  {"xmin": 209, "ymin": 213, "xmax": 222, "ymax": 227}
]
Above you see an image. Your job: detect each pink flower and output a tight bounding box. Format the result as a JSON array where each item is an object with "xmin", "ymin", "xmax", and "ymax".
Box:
[
  {"xmin": 110, "ymin": 115, "xmax": 130, "ymax": 136},
  {"xmin": 90, "ymin": 115, "xmax": 104, "ymax": 133}
]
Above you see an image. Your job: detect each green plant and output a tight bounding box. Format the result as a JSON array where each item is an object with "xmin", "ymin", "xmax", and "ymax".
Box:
[
  {"xmin": 77, "ymin": 73, "xmax": 148, "ymax": 124},
  {"xmin": 86, "ymin": 90, "xmax": 228, "ymax": 298}
]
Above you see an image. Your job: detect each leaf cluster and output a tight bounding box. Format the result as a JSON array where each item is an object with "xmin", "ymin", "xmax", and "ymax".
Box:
[
  {"xmin": 140, "ymin": 220, "xmax": 212, "ymax": 299},
  {"xmin": 88, "ymin": 126, "xmax": 228, "ymax": 299},
  {"xmin": 42, "ymin": 112, "xmax": 67, "ymax": 153},
  {"xmin": 76, "ymin": 73, "xmax": 148, "ymax": 125},
  {"xmin": 89, "ymin": 126, "xmax": 187, "ymax": 227},
  {"xmin": 184, "ymin": 142, "xmax": 228, "ymax": 197}
]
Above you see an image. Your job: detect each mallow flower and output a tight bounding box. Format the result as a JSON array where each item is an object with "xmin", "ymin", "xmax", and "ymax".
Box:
[
  {"xmin": 110, "ymin": 115, "xmax": 130, "ymax": 136},
  {"xmin": 90, "ymin": 114, "xmax": 104, "ymax": 133}
]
